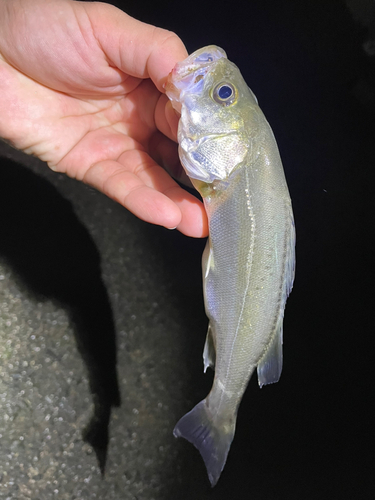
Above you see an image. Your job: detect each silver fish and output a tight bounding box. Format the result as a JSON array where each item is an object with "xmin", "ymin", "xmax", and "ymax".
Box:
[{"xmin": 166, "ymin": 46, "xmax": 295, "ymax": 487}]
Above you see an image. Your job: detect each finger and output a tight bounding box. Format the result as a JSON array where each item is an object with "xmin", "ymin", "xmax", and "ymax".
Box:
[
  {"xmin": 88, "ymin": 3, "xmax": 188, "ymax": 92},
  {"xmin": 164, "ymin": 99, "xmax": 180, "ymax": 140},
  {"xmin": 154, "ymin": 94, "xmax": 179, "ymax": 142},
  {"xmin": 148, "ymin": 129, "xmax": 193, "ymax": 188},
  {"xmin": 116, "ymin": 149, "xmax": 207, "ymax": 237},
  {"xmin": 165, "ymin": 184, "xmax": 209, "ymax": 238},
  {"xmin": 154, "ymin": 96, "xmax": 193, "ymax": 187},
  {"xmin": 83, "ymin": 152, "xmax": 208, "ymax": 237},
  {"xmin": 83, "ymin": 159, "xmax": 182, "ymax": 230}
]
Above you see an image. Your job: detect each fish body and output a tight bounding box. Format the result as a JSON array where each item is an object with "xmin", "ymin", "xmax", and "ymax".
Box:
[{"xmin": 166, "ymin": 46, "xmax": 295, "ymax": 486}]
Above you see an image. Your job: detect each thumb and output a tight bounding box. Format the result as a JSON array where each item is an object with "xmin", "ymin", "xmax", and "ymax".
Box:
[{"xmin": 86, "ymin": 2, "xmax": 188, "ymax": 92}]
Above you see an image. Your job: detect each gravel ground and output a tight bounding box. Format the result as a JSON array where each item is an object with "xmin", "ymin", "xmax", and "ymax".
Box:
[{"xmin": 0, "ymin": 144, "xmax": 209, "ymax": 499}]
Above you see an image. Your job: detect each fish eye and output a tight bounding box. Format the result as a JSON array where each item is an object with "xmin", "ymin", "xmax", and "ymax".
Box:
[{"xmin": 212, "ymin": 82, "xmax": 237, "ymax": 106}]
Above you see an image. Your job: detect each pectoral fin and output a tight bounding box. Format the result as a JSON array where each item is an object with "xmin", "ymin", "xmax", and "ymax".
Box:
[
  {"xmin": 257, "ymin": 321, "xmax": 283, "ymax": 388},
  {"xmin": 202, "ymin": 238, "xmax": 214, "ymax": 280},
  {"xmin": 203, "ymin": 324, "xmax": 216, "ymax": 373}
]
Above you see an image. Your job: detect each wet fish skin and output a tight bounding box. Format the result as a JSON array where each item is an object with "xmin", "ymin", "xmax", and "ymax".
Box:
[{"xmin": 166, "ymin": 46, "xmax": 295, "ymax": 486}]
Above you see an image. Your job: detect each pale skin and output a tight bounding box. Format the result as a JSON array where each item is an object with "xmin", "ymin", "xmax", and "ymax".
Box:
[{"xmin": 0, "ymin": 0, "xmax": 208, "ymax": 237}]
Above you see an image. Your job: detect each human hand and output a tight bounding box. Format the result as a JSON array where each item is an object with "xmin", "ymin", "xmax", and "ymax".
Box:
[{"xmin": 0, "ymin": 0, "xmax": 208, "ymax": 237}]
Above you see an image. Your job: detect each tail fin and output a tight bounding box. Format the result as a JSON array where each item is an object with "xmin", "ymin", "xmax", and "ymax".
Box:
[{"xmin": 173, "ymin": 400, "xmax": 235, "ymax": 487}]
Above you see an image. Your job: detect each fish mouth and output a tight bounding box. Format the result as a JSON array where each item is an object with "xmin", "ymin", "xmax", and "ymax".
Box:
[{"xmin": 165, "ymin": 46, "xmax": 227, "ymax": 112}]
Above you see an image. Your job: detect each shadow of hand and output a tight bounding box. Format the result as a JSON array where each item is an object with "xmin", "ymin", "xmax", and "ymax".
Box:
[{"xmin": 0, "ymin": 158, "xmax": 120, "ymax": 473}]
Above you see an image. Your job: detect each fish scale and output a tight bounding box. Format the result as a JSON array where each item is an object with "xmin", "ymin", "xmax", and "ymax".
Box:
[{"xmin": 166, "ymin": 45, "xmax": 295, "ymax": 487}]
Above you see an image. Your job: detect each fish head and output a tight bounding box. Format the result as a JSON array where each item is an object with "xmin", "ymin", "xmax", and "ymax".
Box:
[{"xmin": 165, "ymin": 46, "xmax": 259, "ymax": 183}]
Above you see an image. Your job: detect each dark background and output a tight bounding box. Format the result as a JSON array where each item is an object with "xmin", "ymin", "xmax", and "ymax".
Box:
[
  {"xmin": 118, "ymin": 0, "xmax": 375, "ymax": 496},
  {"xmin": 1, "ymin": 0, "xmax": 374, "ymax": 498}
]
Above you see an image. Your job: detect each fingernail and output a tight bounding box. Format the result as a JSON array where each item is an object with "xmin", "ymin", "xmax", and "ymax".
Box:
[{"xmin": 167, "ymin": 226, "xmax": 177, "ymax": 230}]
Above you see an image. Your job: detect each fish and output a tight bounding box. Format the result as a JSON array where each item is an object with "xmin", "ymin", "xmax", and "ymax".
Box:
[{"xmin": 165, "ymin": 46, "xmax": 295, "ymax": 487}]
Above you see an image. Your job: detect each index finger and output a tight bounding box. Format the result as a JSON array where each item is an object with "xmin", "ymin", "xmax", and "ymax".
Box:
[{"xmin": 87, "ymin": 2, "xmax": 188, "ymax": 92}]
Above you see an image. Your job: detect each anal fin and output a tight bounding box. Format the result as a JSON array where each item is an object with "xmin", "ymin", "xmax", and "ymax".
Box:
[
  {"xmin": 257, "ymin": 320, "xmax": 283, "ymax": 388},
  {"xmin": 203, "ymin": 323, "xmax": 216, "ymax": 373}
]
